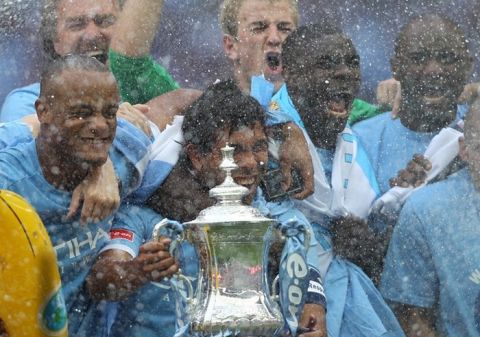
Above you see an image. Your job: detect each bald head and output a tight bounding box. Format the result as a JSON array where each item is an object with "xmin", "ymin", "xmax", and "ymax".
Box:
[{"xmin": 40, "ymin": 54, "xmax": 110, "ymax": 98}]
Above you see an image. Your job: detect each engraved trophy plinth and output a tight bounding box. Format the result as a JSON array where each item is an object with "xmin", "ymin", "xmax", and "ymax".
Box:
[{"xmin": 156, "ymin": 144, "xmax": 283, "ymax": 337}]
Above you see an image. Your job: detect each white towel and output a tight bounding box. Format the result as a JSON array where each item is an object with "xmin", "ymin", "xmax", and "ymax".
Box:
[{"xmin": 371, "ymin": 125, "xmax": 463, "ymax": 220}]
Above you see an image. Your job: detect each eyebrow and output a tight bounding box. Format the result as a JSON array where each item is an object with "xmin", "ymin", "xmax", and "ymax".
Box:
[
  {"xmin": 64, "ymin": 16, "xmax": 87, "ymax": 24},
  {"xmin": 249, "ymin": 21, "xmax": 268, "ymax": 28},
  {"xmin": 277, "ymin": 21, "xmax": 294, "ymax": 27},
  {"xmin": 68, "ymin": 103, "xmax": 94, "ymax": 110}
]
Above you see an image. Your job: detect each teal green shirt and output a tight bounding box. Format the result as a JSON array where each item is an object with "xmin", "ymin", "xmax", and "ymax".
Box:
[{"xmin": 109, "ymin": 49, "xmax": 180, "ymax": 104}]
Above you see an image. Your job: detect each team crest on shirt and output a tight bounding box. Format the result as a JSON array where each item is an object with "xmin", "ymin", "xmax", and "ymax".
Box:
[{"xmin": 269, "ymin": 101, "xmax": 280, "ymax": 111}]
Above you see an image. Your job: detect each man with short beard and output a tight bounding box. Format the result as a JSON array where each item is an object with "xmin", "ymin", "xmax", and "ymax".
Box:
[
  {"xmin": 0, "ymin": 55, "xmax": 157, "ymax": 336},
  {"xmin": 379, "ymin": 98, "xmax": 480, "ymax": 337},
  {"xmin": 273, "ymin": 23, "xmax": 405, "ymax": 337},
  {"xmin": 352, "ymin": 14, "xmax": 474, "ymax": 196}
]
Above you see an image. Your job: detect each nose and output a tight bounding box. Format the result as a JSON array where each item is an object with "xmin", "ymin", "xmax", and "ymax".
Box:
[
  {"xmin": 334, "ymin": 63, "xmax": 354, "ymax": 79},
  {"xmin": 423, "ymin": 58, "xmax": 443, "ymax": 76},
  {"xmin": 266, "ymin": 26, "xmax": 282, "ymax": 46},
  {"xmin": 88, "ymin": 114, "xmax": 110, "ymax": 137},
  {"xmin": 82, "ymin": 20, "xmax": 102, "ymax": 40},
  {"xmin": 236, "ymin": 151, "xmax": 257, "ymax": 172}
]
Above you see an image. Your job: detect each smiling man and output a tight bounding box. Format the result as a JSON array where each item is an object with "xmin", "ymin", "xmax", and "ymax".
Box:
[
  {"xmin": 1, "ymin": 0, "xmax": 121, "ymax": 122},
  {"xmin": 352, "ymin": 14, "xmax": 473, "ymax": 195},
  {"xmin": 0, "ymin": 55, "xmax": 153, "ymax": 336},
  {"xmin": 267, "ymin": 23, "xmax": 405, "ymax": 337}
]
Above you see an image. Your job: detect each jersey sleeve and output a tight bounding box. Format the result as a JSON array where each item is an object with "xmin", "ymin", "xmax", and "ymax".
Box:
[
  {"xmin": 102, "ymin": 204, "xmax": 163, "ymax": 258},
  {"xmin": 109, "ymin": 49, "xmax": 180, "ymax": 105},
  {"xmin": 0, "ymin": 121, "xmax": 33, "ymax": 150},
  {"xmin": 0, "ymin": 84, "xmax": 39, "ymax": 122},
  {"xmin": 380, "ymin": 199, "xmax": 438, "ymax": 308}
]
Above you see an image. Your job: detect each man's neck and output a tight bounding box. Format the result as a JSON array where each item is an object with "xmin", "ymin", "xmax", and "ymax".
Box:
[
  {"xmin": 399, "ymin": 100, "xmax": 457, "ymax": 133},
  {"xmin": 297, "ymin": 104, "xmax": 337, "ymax": 150},
  {"xmin": 235, "ymin": 72, "xmax": 284, "ymax": 95},
  {"xmin": 36, "ymin": 137, "xmax": 89, "ymax": 191}
]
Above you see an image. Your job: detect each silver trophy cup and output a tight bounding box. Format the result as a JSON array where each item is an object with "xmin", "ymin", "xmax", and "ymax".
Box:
[{"xmin": 154, "ymin": 144, "xmax": 284, "ymax": 337}]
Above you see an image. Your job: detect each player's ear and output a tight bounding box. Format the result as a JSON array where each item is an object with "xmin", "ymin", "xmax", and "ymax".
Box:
[
  {"xmin": 223, "ymin": 34, "xmax": 239, "ymax": 62},
  {"xmin": 35, "ymin": 97, "xmax": 52, "ymax": 123},
  {"xmin": 185, "ymin": 144, "xmax": 204, "ymax": 172}
]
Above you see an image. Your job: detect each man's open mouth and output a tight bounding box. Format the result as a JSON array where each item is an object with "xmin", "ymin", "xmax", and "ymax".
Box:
[
  {"xmin": 326, "ymin": 91, "xmax": 354, "ymax": 117},
  {"xmin": 234, "ymin": 175, "xmax": 258, "ymax": 191},
  {"xmin": 85, "ymin": 50, "xmax": 108, "ymax": 64},
  {"xmin": 81, "ymin": 137, "xmax": 111, "ymax": 147},
  {"xmin": 265, "ymin": 52, "xmax": 283, "ymax": 75},
  {"xmin": 419, "ymin": 83, "xmax": 452, "ymax": 106}
]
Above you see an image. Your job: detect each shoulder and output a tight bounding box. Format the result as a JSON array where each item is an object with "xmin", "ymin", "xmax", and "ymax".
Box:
[
  {"xmin": 0, "ymin": 142, "xmax": 38, "ymax": 187},
  {"xmin": 114, "ymin": 205, "xmax": 162, "ymax": 234},
  {"xmin": 401, "ymin": 169, "xmax": 472, "ymax": 225},
  {"xmin": 351, "ymin": 112, "xmax": 393, "ymax": 155},
  {"xmin": 352, "ymin": 111, "xmax": 391, "ymax": 136},
  {"xmin": 0, "ymin": 121, "xmax": 33, "ymax": 150},
  {"xmin": 4, "ymin": 83, "xmax": 40, "ymax": 96},
  {"xmin": 1, "ymin": 83, "xmax": 40, "ymax": 122}
]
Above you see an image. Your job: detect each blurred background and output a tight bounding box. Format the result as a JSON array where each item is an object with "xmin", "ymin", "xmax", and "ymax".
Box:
[{"xmin": 1, "ymin": 0, "xmax": 479, "ymax": 106}]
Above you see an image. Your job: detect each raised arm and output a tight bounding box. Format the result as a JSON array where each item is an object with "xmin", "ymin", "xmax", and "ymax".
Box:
[
  {"xmin": 110, "ymin": 0, "xmax": 164, "ymax": 57},
  {"xmin": 109, "ymin": 0, "xmax": 179, "ymax": 104}
]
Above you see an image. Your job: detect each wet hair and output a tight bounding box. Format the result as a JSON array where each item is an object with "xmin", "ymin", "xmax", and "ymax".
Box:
[
  {"xmin": 40, "ymin": 0, "xmax": 122, "ymax": 60},
  {"xmin": 282, "ymin": 21, "xmax": 343, "ymax": 71},
  {"xmin": 40, "ymin": 54, "xmax": 109, "ymax": 97},
  {"xmin": 220, "ymin": 0, "xmax": 299, "ymax": 37},
  {"xmin": 182, "ymin": 79, "xmax": 266, "ymax": 154},
  {"xmin": 394, "ymin": 14, "xmax": 470, "ymax": 56}
]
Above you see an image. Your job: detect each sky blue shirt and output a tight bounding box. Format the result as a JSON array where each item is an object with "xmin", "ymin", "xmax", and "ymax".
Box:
[
  {"xmin": 352, "ymin": 112, "xmax": 437, "ymax": 194},
  {"xmin": 381, "ymin": 168, "xmax": 480, "ymax": 337},
  {"xmin": 0, "ymin": 141, "xmax": 111, "ymax": 336},
  {"xmin": 0, "ymin": 122, "xmax": 150, "ymax": 336},
  {"xmin": 0, "ymin": 82, "xmax": 39, "ymax": 122},
  {"xmin": 104, "ymin": 205, "xmax": 198, "ymax": 337}
]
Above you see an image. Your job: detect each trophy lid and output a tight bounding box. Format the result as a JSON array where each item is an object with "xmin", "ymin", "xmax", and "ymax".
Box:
[{"xmin": 186, "ymin": 144, "xmax": 273, "ymax": 226}]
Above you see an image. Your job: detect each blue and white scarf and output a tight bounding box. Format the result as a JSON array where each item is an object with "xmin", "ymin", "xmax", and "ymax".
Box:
[{"xmin": 251, "ymin": 76, "xmax": 380, "ymax": 221}]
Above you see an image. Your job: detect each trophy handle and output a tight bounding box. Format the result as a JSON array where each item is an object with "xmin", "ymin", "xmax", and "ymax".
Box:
[{"xmin": 151, "ymin": 220, "xmax": 195, "ymax": 301}]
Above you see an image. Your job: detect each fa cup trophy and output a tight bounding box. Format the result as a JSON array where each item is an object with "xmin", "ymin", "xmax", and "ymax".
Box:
[{"xmin": 154, "ymin": 144, "xmax": 284, "ymax": 337}]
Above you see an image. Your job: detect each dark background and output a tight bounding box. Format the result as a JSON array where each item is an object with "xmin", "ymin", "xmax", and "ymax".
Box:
[{"xmin": 0, "ymin": 0, "xmax": 479, "ymax": 107}]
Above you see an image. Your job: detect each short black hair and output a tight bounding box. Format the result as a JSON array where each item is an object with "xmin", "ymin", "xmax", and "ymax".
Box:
[
  {"xmin": 40, "ymin": 54, "xmax": 109, "ymax": 97},
  {"xmin": 394, "ymin": 14, "xmax": 470, "ymax": 56},
  {"xmin": 182, "ymin": 79, "xmax": 266, "ymax": 153},
  {"xmin": 282, "ymin": 21, "xmax": 343, "ymax": 71}
]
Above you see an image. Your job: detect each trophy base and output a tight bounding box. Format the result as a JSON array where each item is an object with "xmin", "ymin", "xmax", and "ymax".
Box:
[{"xmin": 190, "ymin": 288, "xmax": 282, "ymax": 337}]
